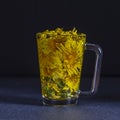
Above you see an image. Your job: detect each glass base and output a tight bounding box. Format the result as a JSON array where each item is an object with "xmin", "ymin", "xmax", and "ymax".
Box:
[{"xmin": 43, "ymin": 97, "xmax": 78, "ymax": 106}]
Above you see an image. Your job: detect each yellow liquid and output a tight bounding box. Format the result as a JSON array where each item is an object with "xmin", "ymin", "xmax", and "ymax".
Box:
[{"xmin": 36, "ymin": 28, "xmax": 86, "ymax": 100}]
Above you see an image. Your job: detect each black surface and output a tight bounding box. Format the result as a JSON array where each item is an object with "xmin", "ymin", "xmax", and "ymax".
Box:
[
  {"xmin": 0, "ymin": 100, "xmax": 120, "ymax": 120},
  {"xmin": 0, "ymin": 77, "xmax": 120, "ymax": 120}
]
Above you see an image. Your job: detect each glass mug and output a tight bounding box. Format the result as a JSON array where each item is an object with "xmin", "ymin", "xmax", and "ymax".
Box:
[{"xmin": 36, "ymin": 28, "xmax": 102, "ymax": 105}]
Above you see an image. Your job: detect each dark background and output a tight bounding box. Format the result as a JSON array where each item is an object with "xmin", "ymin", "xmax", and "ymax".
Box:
[
  {"xmin": 0, "ymin": 0, "xmax": 120, "ymax": 77},
  {"xmin": 0, "ymin": 1, "xmax": 120, "ymax": 119}
]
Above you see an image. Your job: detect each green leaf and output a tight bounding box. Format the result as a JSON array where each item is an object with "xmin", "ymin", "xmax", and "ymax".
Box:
[{"xmin": 57, "ymin": 79, "xmax": 65, "ymax": 88}]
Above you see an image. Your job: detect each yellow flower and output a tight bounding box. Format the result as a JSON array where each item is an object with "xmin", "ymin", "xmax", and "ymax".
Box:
[
  {"xmin": 64, "ymin": 75, "xmax": 80, "ymax": 91},
  {"xmin": 57, "ymin": 36, "xmax": 86, "ymax": 77}
]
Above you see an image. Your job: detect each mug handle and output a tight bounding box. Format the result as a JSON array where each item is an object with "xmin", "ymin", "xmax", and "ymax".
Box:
[{"xmin": 80, "ymin": 43, "xmax": 103, "ymax": 95}]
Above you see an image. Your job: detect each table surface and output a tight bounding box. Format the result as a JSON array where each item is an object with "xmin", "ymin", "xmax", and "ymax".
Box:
[{"xmin": 0, "ymin": 77, "xmax": 120, "ymax": 120}]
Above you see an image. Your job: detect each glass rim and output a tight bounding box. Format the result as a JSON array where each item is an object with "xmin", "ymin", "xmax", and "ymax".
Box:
[{"xmin": 36, "ymin": 32, "xmax": 86, "ymax": 40}]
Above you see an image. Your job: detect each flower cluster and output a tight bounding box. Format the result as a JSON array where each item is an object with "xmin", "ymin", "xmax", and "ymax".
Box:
[{"xmin": 36, "ymin": 28, "xmax": 86, "ymax": 100}]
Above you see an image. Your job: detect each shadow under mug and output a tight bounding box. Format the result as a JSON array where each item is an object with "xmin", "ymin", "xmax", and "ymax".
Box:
[{"xmin": 36, "ymin": 33, "xmax": 103, "ymax": 106}]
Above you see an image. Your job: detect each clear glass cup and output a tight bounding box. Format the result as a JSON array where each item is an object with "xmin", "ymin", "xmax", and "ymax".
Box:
[{"xmin": 36, "ymin": 29, "xmax": 102, "ymax": 106}]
